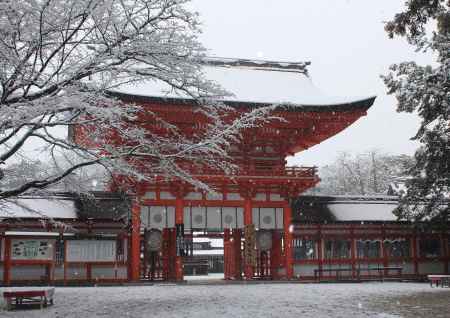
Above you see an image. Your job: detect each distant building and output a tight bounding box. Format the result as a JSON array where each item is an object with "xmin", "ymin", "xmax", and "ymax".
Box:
[{"xmin": 292, "ymin": 195, "xmax": 449, "ymax": 280}]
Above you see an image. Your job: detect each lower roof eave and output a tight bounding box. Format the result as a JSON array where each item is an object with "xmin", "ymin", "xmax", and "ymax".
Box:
[{"xmin": 107, "ymin": 90, "xmax": 376, "ymax": 113}]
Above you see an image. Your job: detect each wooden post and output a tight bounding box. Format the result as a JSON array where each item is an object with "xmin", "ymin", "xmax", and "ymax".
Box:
[
  {"xmin": 244, "ymin": 198, "xmax": 253, "ymax": 279},
  {"xmin": 412, "ymin": 231, "xmax": 419, "ymax": 276},
  {"xmin": 129, "ymin": 200, "xmax": 141, "ymax": 282},
  {"xmin": 4, "ymin": 237, "xmax": 11, "ymax": 285},
  {"xmin": 381, "ymin": 225, "xmax": 389, "ymax": 277},
  {"xmin": 223, "ymin": 228, "xmax": 231, "ymax": 279},
  {"xmin": 162, "ymin": 228, "xmax": 170, "ymax": 280},
  {"xmin": 444, "ymin": 233, "xmax": 449, "ymax": 275},
  {"xmin": 174, "ymin": 197, "xmax": 184, "ymax": 281},
  {"xmin": 63, "ymin": 240, "xmax": 67, "ymax": 286},
  {"xmin": 284, "ymin": 202, "xmax": 294, "ymax": 279},
  {"xmin": 350, "ymin": 226, "xmax": 356, "ymax": 279},
  {"xmin": 270, "ymin": 231, "xmax": 282, "ymax": 279},
  {"xmin": 86, "ymin": 263, "xmax": 92, "ymax": 282},
  {"xmin": 233, "ymin": 229, "xmax": 242, "ymax": 280},
  {"xmin": 318, "ymin": 224, "xmax": 323, "ymax": 280}
]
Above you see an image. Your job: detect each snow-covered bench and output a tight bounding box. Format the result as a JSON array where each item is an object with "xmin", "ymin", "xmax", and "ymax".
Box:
[
  {"xmin": 3, "ymin": 288, "xmax": 55, "ymax": 311},
  {"xmin": 428, "ymin": 275, "xmax": 450, "ymax": 288}
]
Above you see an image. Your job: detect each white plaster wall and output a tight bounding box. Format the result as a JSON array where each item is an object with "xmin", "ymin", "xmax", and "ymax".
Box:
[
  {"xmin": 418, "ymin": 261, "xmax": 445, "ymax": 274},
  {"xmin": 66, "ymin": 266, "xmax": 87, "ymax": 279},
  {"xmin": 294, "ymin": 264, "xmax": 317, "ymax": 277},
  {"xmin": 10, "ymin": 265, "xmax": 46, "ymax": 280},
  {"xmin": 389, "ymin": 261, "xmax": 415, "ymax": 275},
  {"xmin": 92, "ymin": 265, "xmax": 127, "ymax": 280}
]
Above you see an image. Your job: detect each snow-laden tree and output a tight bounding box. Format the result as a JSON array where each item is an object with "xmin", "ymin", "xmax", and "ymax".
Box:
[
  {"xmin": 0, "ymin": 0, "xmax": 272, "ymax": 200},
  {"xmin": 382, "ymin": 0, "xmax": 450, "ymax": 222},
  {"xmin": 311, "ymin": 151, "xmax": 413, "ymax": 196}
]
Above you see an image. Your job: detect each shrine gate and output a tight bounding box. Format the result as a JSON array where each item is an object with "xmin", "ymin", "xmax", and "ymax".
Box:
[{"xmin": 73, "ymin": 57, "xmax": 376, "ymax": 281}]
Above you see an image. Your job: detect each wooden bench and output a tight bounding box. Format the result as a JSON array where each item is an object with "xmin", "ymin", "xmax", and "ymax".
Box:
[
  {"xmin": 428, "ymin": 275, "xmax": 450, "ymax": 288},
  {"xmin": 314, "ymin": 267, "xmax": 402, "ymax": 281},
  {"xmin": 356, "ymin": 266, "xmax": 403, "ymax": 280},
  {"xmin": 3, "ymin": 288, "xmax": 55, "ymax": 311},
  {"xmin": 314, "ymin": 268, "xmax": 353, "ymax": 281}
]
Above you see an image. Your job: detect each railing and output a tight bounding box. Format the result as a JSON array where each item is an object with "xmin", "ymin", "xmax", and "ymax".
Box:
[{"xmin": 184, "ymin": 164, "xmax": 318, "ymax": 179}]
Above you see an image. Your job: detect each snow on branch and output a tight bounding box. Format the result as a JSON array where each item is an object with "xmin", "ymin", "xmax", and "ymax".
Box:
[{"xmin": 0, "ymin": 0, "xmax": 277, "ymax": 205}]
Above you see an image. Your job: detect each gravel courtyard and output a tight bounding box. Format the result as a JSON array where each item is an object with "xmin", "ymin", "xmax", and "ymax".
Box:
[{"xmin": 1, "ymin": 282, "xmax": 449, "ymax": 318}]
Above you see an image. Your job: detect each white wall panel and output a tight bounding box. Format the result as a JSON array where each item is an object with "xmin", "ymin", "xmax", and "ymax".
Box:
[
  {"xmin": 66, "ymin": 240, "xmax": 116, "ymax": 262},
  {"xmin": 294, "ymin": 264, "xmax": 317, "ymax": 277},
  {"xmin": 222, "ymin": 207, "xmax": 237, "ymax": 229},
  {"xmin": 10, "ymin": 265, "xmax": 46, "ymax": 280},
  {"xmin": 66, "ymin": 266, "xmax": 86, "ymax": 279},
  {"xmin": 259, "ymin": 208, "xmax": 276, "ymax": 229},
  {"xmin": 141, "ymin": 206, "xmax": 175, "ymax": 230},
  {"xmin": 418, "ymin": 261, "xmax": 445, "ymax": 274},
  {"xmin": 275, "ymin": 208, "xmax": 284, "ymax": 229},
  {"xmin": 206, "ymin": 207, "xmax": 222, "ymax": 229},
  {"xmin": 191, "ymin": 207, "xmax": 207, "ymax": 229}
]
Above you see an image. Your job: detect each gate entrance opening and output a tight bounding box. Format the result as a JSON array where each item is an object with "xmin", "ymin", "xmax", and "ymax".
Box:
[
  {"xmin": 183, "ymin": 233, "xmax": 225, "ymax": 280},
  {"xmin": 139, "ymin": 219, "xmax": 285, "ymax": 281}
]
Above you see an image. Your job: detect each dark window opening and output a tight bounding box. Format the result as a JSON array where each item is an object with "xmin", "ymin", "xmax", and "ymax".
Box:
[
  {"xmin": 385, "ymin": 239, "xmax": 410, "ymax": 258},
  {"xmin": 293, "ymin": 239, "xmax": 316, "ymax": 260},
  {"xmin": 324, "ymin": 240, "xmax": 351, "ymax": 259},
  {"xmin": 419, "ymin": 238, "xmax": 441, "ymax": 258},
  {"xmin": 356, "ymin": 240, "xmax": 381, "ymax": 259}
]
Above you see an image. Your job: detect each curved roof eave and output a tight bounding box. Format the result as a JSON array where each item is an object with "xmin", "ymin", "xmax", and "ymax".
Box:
[{"xmin": 107, "ymin": 90, "xmax": 376, "ymax": 113}]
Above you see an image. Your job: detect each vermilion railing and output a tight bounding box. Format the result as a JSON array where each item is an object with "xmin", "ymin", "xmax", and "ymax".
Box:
[{"xmin": 185, "ymin": 165, "xmax": 318, "ymax": 179}]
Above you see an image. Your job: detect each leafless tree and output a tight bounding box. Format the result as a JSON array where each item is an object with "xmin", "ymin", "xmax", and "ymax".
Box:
[{"xmin": 313, "ymin": 151, "xmax": 414, "ymax": 195}]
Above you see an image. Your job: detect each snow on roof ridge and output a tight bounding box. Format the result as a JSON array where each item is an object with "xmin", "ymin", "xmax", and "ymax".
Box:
[{"xmin": 203, "ymin": 56, "xmax": 310, "ymax": 74}]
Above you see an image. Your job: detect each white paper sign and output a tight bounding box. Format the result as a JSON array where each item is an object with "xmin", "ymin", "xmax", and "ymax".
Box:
[{"xmin": 67, "ymin": 240, "xmax": 116, "ymax": 262}]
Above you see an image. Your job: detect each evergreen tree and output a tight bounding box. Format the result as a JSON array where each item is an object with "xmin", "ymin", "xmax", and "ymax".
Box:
[{"xmin": 382, "ymin": 1, "xmax": 450, "ymax": 222}]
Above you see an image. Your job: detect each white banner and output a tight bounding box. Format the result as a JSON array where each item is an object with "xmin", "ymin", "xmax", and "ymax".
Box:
[{"xmin": 66, "ymin": 240, "xmax": 116, "ymax": 262}]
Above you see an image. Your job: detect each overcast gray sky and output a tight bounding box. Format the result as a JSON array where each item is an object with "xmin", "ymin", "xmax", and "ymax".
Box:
[{"xmin": 190, "ymin": 0, "xmax": 433, "ymax": 166}]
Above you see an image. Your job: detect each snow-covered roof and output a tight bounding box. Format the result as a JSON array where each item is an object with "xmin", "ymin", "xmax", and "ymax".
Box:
[
  {"xmin": 0, "ymin": 197, "xmax": 77, "ymax": 219},
  {"xmin": 0, "ymin": 192, "xmax": 130, "ymax": 221},
  {"xmin": 113, "ymin": 57, "xmax": 375, "ymax": 108},
  {"xmin": 293, "ymin": 195, "xmax": 400, "ymax": 222},
  {"xmin": 326, "ymin": 201, "xmax": 398, "ymax": 222}
]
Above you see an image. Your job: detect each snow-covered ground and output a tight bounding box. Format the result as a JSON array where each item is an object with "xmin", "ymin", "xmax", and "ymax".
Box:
[{"xmin": 1, "ymin": 282, "xmax": 449, "ymax": 317}]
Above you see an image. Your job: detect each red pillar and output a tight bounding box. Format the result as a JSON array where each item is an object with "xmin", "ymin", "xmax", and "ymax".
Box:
[
  {"xmin": 318, "ymin": 224, "xmax": 323, "ymax": 279},
  {"xmin": 284, "ymin": 202, "xmax": 294, "ymax": 279},
  {"xmin": 412, "ymin": 231, "xmax": 419, "ymax": 276},
  {"xmin": 3, "ymin": 237, "xmax": 11, "ymax": 285},
  {"xmin": 175, "ymin": 197, "xmax": 184, "ymax": 281},
  {"xmin": 381, "ymin": 225, "xmax": 389, "ymax": 277},
  {"xmin": 244, "ymin": 198, "xmax": 254, "ymax": 280},
  {"xmin": 444, "ymin": 233, "xmax": 449, "ymax": 275},
  {"xmin": 223, "ymin": 229, "xmax": 231, "ymax": 279},
  {"xmin": 271, "ymin": 231, "xmax": 282, "ymax": 279},
  {"xmin": 233, "ymin": 229, "xmax": 242, "ymax": 280},
  {"xmin": 350, "ymin": 226, "xmax": 356, "ymax": 279},
  {"xmin": 130, "ymin": 200, "xmax": 141, "ymax": 282}
]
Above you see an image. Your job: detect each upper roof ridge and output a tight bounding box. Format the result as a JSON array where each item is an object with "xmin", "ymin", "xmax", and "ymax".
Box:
[{"xmin": 202, "ymin": 56, "xmax": 310, "ymax": 74}]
